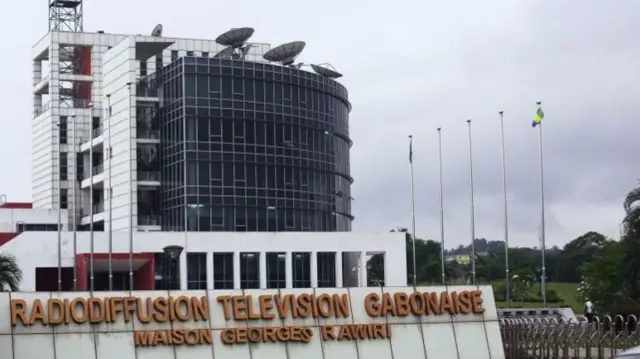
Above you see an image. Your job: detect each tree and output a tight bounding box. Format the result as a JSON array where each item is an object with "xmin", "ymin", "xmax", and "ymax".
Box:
[
  {"xmin": 556, "ymin": 231, "xmax": 609, "ymax": 283},
  {"xmin": 0, "ymin": 253, "xmax": 22, "ymax": 291}
]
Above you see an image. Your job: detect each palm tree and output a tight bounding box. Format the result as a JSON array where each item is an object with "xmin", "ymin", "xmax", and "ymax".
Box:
[
  {"xmin": 621, "ymin": 185, "xmax": 640, "ymax": 298},
  {"xmin": 0, "ymin": 253, "xmax": 22, "ymax": 291}
]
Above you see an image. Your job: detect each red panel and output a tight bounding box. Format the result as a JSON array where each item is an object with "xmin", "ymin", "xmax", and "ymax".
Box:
[
  {"xmin": 75, "ymin": 253, "xmax": 155, "ymax": 290},
  {"xmin": 0, "ymin": 233, "xmax": 18, "ymax": 246},
  {"xmin": 0, "ymin": 202, "xmax": 33, "ymax": 209}
]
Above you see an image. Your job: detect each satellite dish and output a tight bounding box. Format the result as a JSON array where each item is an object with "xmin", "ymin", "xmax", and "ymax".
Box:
[
  {"xmin": 310, "ymin": 63, "xmax": 343, "ymax": 79},
  {"xmin": 151, "ymin": 24, "xmax": 163, "ymax": 37},
  {"xmin": 263, "ymin": 41, "xmax": 306, "ymax": 66},
  {"xmin": 213, "ymin": 47, "xmax": 234, "ymax": 59},
  {"xmin": 216, "ymin": 27, "xmax": 255, "ymax": 47}
]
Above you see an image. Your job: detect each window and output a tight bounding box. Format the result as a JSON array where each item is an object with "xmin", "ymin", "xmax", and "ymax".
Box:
[
  {"xmin": 317, "ymin": 252, "xmax": 336, "ymax": 287},
  {"xmin": 202, "ymin": 52, "xmax": 209, "ymax": 58},
  {"xmin": 16, "ymin": 223, "xmax": 59, "ymax": 233},
  {"xmin": 59, "ymin": 116, "xmax": 67, "ymax": 144},
  {"xmin": 240, "ymin": 252, "xmax": 259, "ymax": 289},
  {"xmin": 213, "ymin": 253, "xmax": 234, "ymax": 289},
  {"xmin": 140, "ymin": 60, "xmax": 147, "ymax": 76},
  {"xmin": 59, "ymin": 153, "xmax": 68, "ymax": 181},
  {"xmin": 187, "ymin": 51, "xmax": 194, "ymax": 56},
  {"xmin": 292, "ymin": 252, "xmax": 311, "ymax": 288},
  {"xmin": 266, "ymin": 252, "xmax": 286, "ymax": 288},
  {"xmin": 155, "ymin": 54, "xmax": 162, "ymax": 71},
  {"xmin": 187, "ymin": 252, "xmax": 207, "ymax": 289},
  {"xmin": 171, "ymin": 50, "xmax": 178, "ymax": 61},
  {"xmin": 59, "ymin": 188, "xmax": 68, "ymax": 209}
]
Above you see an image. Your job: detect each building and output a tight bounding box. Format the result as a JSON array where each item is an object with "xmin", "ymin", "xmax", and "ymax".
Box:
[
  {"xmin": 0, "ymin": 201, "xmax": 68, "ymax": 245},
  {"xmin": 31, "ymin": 27, "xmax": 352, "ymax": 233},
  {"xmin": 0, "ymin": 230, "xmax": 406, "ymax": 291}
]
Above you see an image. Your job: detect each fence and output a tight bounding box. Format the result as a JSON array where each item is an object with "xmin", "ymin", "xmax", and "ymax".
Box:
[{"xmin": 500, "ymin": 316, "xmax": 640, "ymax": 359}]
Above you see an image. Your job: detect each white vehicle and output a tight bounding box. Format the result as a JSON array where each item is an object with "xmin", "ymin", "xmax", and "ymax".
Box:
[{"xmin": 615, "ymin": 346, "xmax": 640, "ymax": 358}]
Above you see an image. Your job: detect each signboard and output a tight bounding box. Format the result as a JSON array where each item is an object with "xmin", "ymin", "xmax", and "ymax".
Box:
[{"xmin": 0, "ymin": 286, "xmax": 505, "ymax": 359}]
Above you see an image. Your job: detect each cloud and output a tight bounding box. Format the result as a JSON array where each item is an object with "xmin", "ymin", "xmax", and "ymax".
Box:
[{"xmin": 0, "ymin": 0, "xmax": 637, "ymax": 248}]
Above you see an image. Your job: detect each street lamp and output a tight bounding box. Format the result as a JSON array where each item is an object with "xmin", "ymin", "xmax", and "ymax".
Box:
[
  {"xmin": 163, "ymin": 245, "xmax": 184, "ymax": 260},
  {"xmin": 162, "ymin": 245, "xmax": 183, "ymax": 290}
]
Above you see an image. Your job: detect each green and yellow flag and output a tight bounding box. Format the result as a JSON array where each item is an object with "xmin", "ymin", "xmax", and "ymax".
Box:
[{"xmin": 532, "ymin": 107, "xmax": 544, "ymax": 127}]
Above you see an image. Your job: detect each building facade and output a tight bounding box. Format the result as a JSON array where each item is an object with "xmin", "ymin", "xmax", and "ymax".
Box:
[
  {"xmin": 154, "ymin": 57, "xmax": 352, "ymax": 232},
  {"xmin": 0, "ymin": 231, "xmax": 405, "ymax": 291},
  {"xmin": 31, "ymin": 30, "xmax": 352, "ymax": 233}
]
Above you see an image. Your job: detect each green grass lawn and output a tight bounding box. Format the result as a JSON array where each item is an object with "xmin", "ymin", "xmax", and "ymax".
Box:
[{"xmin": 490, "ymin": 281, "xmax": 582, "ymax": 313}]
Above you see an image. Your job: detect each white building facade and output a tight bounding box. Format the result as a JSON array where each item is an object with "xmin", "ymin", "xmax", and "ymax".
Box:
[
  {"xmin": 1, "ymin": 231, "xmax": 406, "ymax": 292},
  {"xmin": 31, "ymin": 31, "xmax": 271, "ymax": 232}
]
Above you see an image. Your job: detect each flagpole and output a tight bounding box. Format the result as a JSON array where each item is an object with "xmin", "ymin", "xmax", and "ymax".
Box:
[
  {"xmin": 499, "ymin": 111, "xmax": 510, "ymax": 307},
  {"xmin": 437, "ymin": 128, "xmax": 445, "ymax": 285},
  {"xmin": 72, "ymin": 114, "xmax": 77, "ymax": 291},
  {"xmin": 107, "ymin": 94, "xmax": 113, "ymax": 291},
  {"xmin": 467, "ymin": 119, "xmax": 477, "ymax": 285},
  {"xmin": 127, "ymin": 81, "xmax": 134, "ymax": 291},
  {"xmin": 56, "ymin": 121, "xmax": 63, "ymax": 292},
  {"xmin": 89, "ymin": 111, "xmax": 95, "ymax": 292},
  {"xmin": 536, "ymin": 100, "xmax": 547, "ymax": 306},
  {"xmin": 409, "ymin": 134, "xmax": 417, "ymax": 286}
]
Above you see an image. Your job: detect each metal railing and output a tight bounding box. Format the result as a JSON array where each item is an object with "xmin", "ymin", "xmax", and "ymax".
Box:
[
  {"xmin": 92, "ymin": 164, "xmax": 103, "ymax": 176},
  {"xmin": 138, "ymin": 215, "xmax": 160, "ymax": 226},
  {"xmin": 92, "ymin": 127, "xmax": 103, "ymax": 138},
  {"xmin": 138, "ymin": 171, "xmax": 160, "ymax": 181},
  {"xmin": 137, "ymin": 128, "xmax": 159, "ymax": 139},
  {"xmin": 500, "ymin": 316, "xmax": 640, "ymax": 359}
]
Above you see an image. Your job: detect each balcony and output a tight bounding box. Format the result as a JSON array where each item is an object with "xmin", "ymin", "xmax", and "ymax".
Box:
[
  {"xmin": 138, "ymin": 171, "xmax": 160, "ymax": 182},
  {"xmin": 138, "ymin": 215, "xmax": 160, "ymax": 226},
  {"xmin": 137, "ymin": 128, "xmax": 159, "ymax": 139},
  {"xmin": 92, "ymin": 127, "xmax": 103, "ymax": 139}
]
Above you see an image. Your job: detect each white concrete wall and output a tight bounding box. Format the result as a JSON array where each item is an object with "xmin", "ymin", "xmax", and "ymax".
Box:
[
  {"xmin": 0, "ymin": 286, "xmax": 504, "ymax": 359},
  {"xmin": 102, "ymin": 38, "xmax": 137, "ymax": 232},
  {"xmin": 1, "ymin": 231, "xmax": 406, "ymax": 291},
  {"xmin": 0, "ymin": 208, "xmax": 68, "ymax": 232}
]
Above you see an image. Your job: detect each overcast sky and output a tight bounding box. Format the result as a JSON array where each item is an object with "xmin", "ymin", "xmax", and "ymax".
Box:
[{"xmin": 1, "ymin": 0, "xmax": 638, "ymax": 248}]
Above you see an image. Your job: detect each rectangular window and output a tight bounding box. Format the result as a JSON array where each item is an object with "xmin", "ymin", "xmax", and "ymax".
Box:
[
  {"xmin": 202, "ymin": 52, "xmax": 209, "ymax": 58},
  {"xmin": 292, "ymin": 252, "xmax": 311, "ymax": 288},
  {"xmin": 171, "ymin": 50, "xmax": 178, "ymax": 61},
  {"xmin": 240, "ymin": 252, "xmax": 259, "ymax": 289},
  {"xmin": 59, "ymin": 153, "xmax": 68, "ymax": 181},
  {"xmin": 187, "ymin": 252, "xmax": 207, "ymax": 289},
  {"xmin": 140, "ymin": 60, "xmax": 147, "ymax": 76},
  {"xmin": 317, "ymin": 252, "xmax": 336, "ymax": 287},
  {"xmin": 213, "ymin": 252, "xmax": 234, "ymax": 289},
  {"xmin": 16, "ymin": 223, "xmax": 59, "ymax": 233},
  {"xmin": 187, "ymin": 51, "xmax": 194, "ymax": 56},
  {"xmin": 59, "ymin": 188, "xmax": 68, "ymax": 209},
  {"xmin": 155, "ymin": 54, "xmax": 162, "ymax": 71},
  {"xmin": 266, "ymin": 252, "xmax": 286, "ymax": 288},
  {"xmin": 59, "ymin": 116, "xmax": 67, "ymax": 144}
]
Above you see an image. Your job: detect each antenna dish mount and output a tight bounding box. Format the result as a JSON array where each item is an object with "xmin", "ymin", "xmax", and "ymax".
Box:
[
  {"xmin": 151, "ymin": 24, "xmax": 163, "ymax": 37},
  {"xmin": 263, "ymin": 41, "xmax": 306, "ymax": 66}
]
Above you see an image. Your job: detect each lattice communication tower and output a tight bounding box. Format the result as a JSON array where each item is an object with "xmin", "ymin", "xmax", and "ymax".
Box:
[{"xmin": 49, "ymin": 0, "xmax": 83, "ymax": 32}]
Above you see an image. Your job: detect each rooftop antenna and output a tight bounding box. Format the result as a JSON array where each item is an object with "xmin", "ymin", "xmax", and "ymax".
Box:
[
  {"xmin": 310, "ymin": 63, "xmax": 343, "ymax": 79},
  {"xmin": 49, "ymin": 0, "xmax": 83, "ymax": 32},
  {"xmin": 214, "ymin": 27, "xmax": 255, "ymax": 60},
  {"xmin": 151, "ymin": 24, "xmax": 163, "ymax": 37},
  {"xmin": 263, "ymin": 41, "xmax": 306, "ymax": 66}
]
